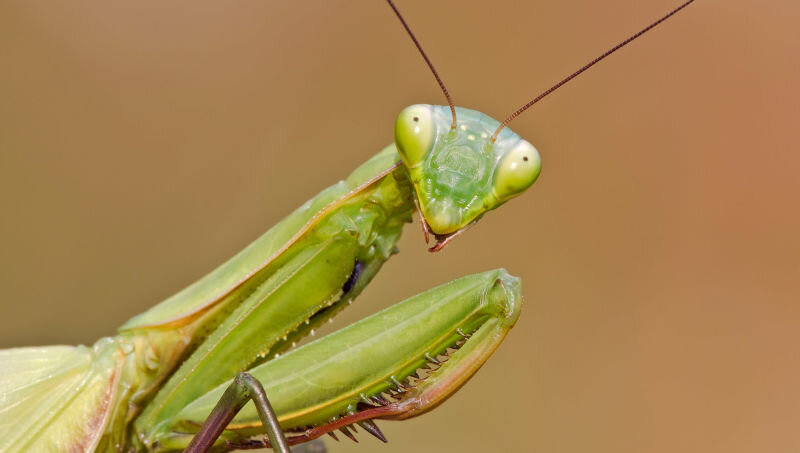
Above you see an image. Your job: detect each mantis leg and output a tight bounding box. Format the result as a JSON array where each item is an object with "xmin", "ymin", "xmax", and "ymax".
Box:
[{"xmin": 184, "ymin": 372, "xmax": 290, "ymax": 453}]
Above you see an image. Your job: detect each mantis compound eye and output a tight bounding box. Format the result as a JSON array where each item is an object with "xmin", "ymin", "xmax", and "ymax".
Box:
[
  {"xmin": 394, "ymin": 104, "xmax": 435, "ymax": 169},
  {"xmin": 492, "ymin": 140, "xmax": 541, "ymax": 202}
]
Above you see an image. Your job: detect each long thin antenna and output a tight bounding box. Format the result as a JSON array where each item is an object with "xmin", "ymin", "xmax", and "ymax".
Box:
[
  {"xmin": 386, "ymin": 0, "xmax": 457, "ymax": 129},
  {"xmin": 491, "ymin": 0, "xmax": 696, "ymax": 142}
]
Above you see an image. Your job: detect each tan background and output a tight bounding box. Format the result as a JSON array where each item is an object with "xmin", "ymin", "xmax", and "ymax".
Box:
[{"xmin": 1, "ymin": 1, "xmax": 798, "ymax": 452}]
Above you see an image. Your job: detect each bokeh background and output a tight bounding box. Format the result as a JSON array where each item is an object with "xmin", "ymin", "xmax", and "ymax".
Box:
[{"xmin": 1, "ymin": 1, "xmax": 798, "ymax": 452}]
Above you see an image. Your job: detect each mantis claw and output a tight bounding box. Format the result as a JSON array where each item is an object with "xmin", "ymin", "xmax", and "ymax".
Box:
[
  {"xmin": 338, "ymin": 426, "xmax": 358, "ymax": 442},
  {"xmin": 358, "ymin": 419, "xmax": 388, "ymax": 443},
  {"xmin": 425, "ymin": 352, "xmax": 441, "ymax": 365},
  {"xmin": 390, "ymin": 376, "xmax": 409, "ymax": 391},
  {"xmin": 360, "ymin": 393, "xmax": 381, "ymax": 407}
]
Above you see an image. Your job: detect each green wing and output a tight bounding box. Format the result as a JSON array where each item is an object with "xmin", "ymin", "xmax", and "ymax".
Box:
[{"xmin": 0, "ymin": 339, "xmax": 123, "ymax": 453}]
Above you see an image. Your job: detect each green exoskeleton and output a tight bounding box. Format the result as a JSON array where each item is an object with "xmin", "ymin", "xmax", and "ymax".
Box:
[{"xmin": 0, "ymin": 1, "xmax": 695, "ymax": 451}]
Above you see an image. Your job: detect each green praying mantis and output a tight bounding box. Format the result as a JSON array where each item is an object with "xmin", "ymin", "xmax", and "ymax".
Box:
[{"xmin": 0, "ymin": 1, "xmax": 696, "ymax": 451}]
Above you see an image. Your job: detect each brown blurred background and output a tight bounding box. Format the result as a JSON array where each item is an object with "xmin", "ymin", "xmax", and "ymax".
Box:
[{"xmin": 1, "ymin": 1, "xmax": 798, "ymax": 452}]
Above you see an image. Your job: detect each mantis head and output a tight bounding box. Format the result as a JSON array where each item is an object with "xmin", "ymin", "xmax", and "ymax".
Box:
[{"xmin": 395, "ymin": 104, "xmax": 541, "ymax": 244}]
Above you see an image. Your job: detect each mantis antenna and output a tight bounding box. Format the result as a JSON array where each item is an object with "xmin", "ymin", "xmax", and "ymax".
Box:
[
  {"xmin": 491, "ymin": 0, "xmax": 696, "ymax": 142},
  {"xmin": 386, "ymin": 0, "xmax": 458, "ymax": 130}
]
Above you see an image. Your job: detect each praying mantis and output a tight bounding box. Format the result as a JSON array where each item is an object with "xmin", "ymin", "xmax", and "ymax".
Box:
[{"xmin": 0, "ymin": 1, "xmax": 696, "ymax": 451}]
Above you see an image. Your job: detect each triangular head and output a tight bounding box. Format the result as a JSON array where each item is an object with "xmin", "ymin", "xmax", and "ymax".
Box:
[{"xmin": 395, "ymin": 104, "xmax": 541, "ymax": 241}]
